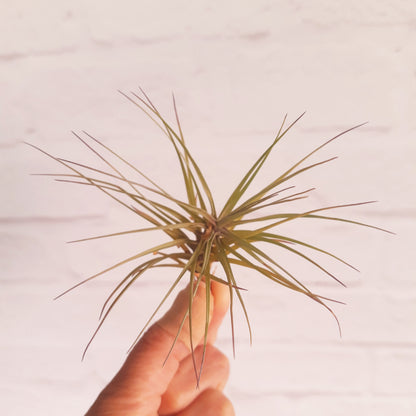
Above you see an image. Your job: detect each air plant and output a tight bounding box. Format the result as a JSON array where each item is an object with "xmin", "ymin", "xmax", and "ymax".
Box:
[{"xmin": 28, "ymin": 90, "xmax": 390, "ymax": 383}]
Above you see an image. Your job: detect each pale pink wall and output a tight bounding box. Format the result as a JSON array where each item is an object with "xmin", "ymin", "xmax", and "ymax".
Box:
[{"xmin": 1, "ymin": 1, "xmax": 416, "ymax": 415}]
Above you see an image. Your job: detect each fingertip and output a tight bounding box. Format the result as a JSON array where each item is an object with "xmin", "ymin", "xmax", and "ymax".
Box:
[
  {"xmin": 207, "ymin": 280, "xmax": 230, "ymax": 343},
  {"xmin": 211, "ymin": 279, "xmax": 230, "ymax": 314},
  {"xmin": 157, "ymin": 280, "xmax": 213, "ymax": 350}
]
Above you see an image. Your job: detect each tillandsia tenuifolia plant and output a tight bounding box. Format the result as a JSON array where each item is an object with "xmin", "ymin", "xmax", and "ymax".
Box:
[{"xmin": 28, "ymin": 89, "xmax": 391, "ymax": 383}]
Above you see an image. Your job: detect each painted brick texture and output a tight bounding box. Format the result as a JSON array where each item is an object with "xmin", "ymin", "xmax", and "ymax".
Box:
[{"xmin": 1, "ymin": 1, "xmax": 415, "ymax": 415}]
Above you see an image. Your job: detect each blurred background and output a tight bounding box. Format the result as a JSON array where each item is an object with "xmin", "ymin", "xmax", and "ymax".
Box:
[{"xmin": 1, "ymin": 1, "xmax": 415, "ymax": 415}]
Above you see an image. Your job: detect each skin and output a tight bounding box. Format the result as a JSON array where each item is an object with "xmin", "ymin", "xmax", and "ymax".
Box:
[{"xmin": 85, "ymin": 280, "xmax": 234, "ymax": 416}]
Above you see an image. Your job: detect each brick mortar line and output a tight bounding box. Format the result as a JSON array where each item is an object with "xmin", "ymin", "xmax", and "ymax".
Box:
[
  {"xmin": 0, "ymin": 215, "xmax": 104, "ymax": 224},
  {"xmin": 1, "ymin": 22, "xmax": 415, "ymax": 63}
]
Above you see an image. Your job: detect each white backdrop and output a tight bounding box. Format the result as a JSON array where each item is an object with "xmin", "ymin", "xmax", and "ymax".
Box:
[{"xmin": 1, "ymin": 1, "xmax": 416, "ymax": 415}]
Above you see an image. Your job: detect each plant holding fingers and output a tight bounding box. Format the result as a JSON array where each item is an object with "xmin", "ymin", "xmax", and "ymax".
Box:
[{"xmin": 28, "ymin": 90, "xmax": 391, "ymax": 383}]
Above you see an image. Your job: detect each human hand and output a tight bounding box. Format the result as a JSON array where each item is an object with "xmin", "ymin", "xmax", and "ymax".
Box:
[{"xmin": 85, "ymin": 280, "xmax": 234, "ymax": 416}]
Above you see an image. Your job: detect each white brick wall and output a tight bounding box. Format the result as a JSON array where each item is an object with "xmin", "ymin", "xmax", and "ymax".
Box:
[{"xmin": 1, "ymin": 1, "xmax": 415, "ymax": 415}]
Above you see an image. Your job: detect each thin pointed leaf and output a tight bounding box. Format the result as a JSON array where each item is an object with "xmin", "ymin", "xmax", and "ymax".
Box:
[
  {"xmin": 127, "ymin": 240, "xmax": 205, "ymax": 353},
  {"xmin": 54, "ymin": 239, "xmax": 187, "ymax": 300},
  {"xmin": 234, "ymin": 156, "xmax": 338, "ymax": 216},
  {"xmin": 125, "ymin": 91, "xmax": 216, "ymax": 216},
  {"xmin": 217, "ymin": 239, "xmax": 253, "ymax": 345},
  {"xmin": 68, "ymin": 222, "xmax": 203, "ymax": 244},
  {"xmin": 224, "ymin": 229, "xmax": 314, "ymax": 296},
  {"xmin": 82, "ymin": 256, "xmax": 166, "ymax": 359},
  {"xmin": 220, "ymin": 113, "xmax": 305, "ymax": 218},
  {"xmin": 225, "ymin": 188, "xmax": 314, "ymax": 227},
  {"xmin": 253, "ymin": 235, "xmax": 346, "ymax": 287},
  {"xmin": 237, "ymin": 230, "xmax": 359, "ymax": 272},
  {"xmin": 237, "ymin": 201, "xmax": 379, "ymax": 235}
]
